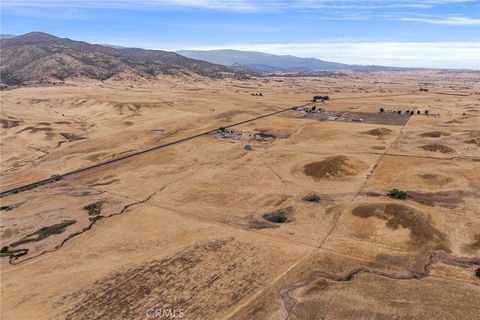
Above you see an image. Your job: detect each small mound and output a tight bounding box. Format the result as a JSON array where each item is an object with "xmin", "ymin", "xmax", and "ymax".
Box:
[
  {"xmin": 420, "ymin": 144, "xmax": 455, "ymax": 153},
  {"xmin": 420, "ymin": 131, "xmax": 450, "ymax": 138},
  {"xmin": 362, "ymin": 128, "xmax": 392, "ymax": 137},
  {"xmin": 304, "ymin": 155, "xmax": 365, "ymax": 179}
]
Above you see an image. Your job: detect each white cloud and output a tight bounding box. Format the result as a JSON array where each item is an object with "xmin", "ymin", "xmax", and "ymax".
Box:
[
  {"xmin": 400, "ymin": 16, "xmax": 480, "ymax": 25},
  {"xmin": 171, "ymin": 41, "xmax": 480, "ymax": 69},
  {"xmin": 3, "ymin": 0, "xmax": 479, "ymax": 26},
  {"xmin": 2, "ymin": 0, "xmax": 477, "ymax": 11}
]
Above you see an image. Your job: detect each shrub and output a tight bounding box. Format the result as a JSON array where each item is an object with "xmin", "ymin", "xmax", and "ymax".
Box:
[
  {"xmin": 313, "ymin": 95, "xmax": 329, "ymax": 102},
  {"xmin": 387, "ymin": 188, "xmax": 407, "ymax": 199},
  {"xmin": 379, "ymin": 107, "xmax": 385, "ymax": 113}
]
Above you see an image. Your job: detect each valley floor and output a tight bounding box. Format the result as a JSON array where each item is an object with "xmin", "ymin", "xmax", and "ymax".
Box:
[{"xmin": 1, "ymin": 72, "xmax": 479, "ymax": 319}]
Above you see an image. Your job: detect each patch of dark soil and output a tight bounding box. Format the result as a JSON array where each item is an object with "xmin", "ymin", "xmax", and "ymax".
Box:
[
  {"xmin": 365, "ymin": 191, "xmax": 382, "ymax": 197},
  {"xmin": 302, "ymin": 193, "xmax": 321, "ymax": 203},
  {"xmin": 62, "ymin": 239, "xmax": 264, "ymax": 320},
  {"xmin": 407, "ymin": 190, "xmax": 464, "ymax": 208},
  {"xmin": 304, "ymin": 155, "xmax": 364, "ymax": 180},
  {"xmin": 351, "ymin": 203, "xmax": 448, "ymax": 250},
  {"xmin": 420, "ymin": 131, "xmax": 450, "ymax": 138},
  {"xmin": 60, "ymin": 133, "xmax": 86, "ymax": 141},
  {"xmin": 263, "ymin": 208, "xmax": 292, "ymax": 223},
  {"xmin": 0, "ymin": 202, "xmax": 23, "ymax": 212},
  {"xmin": 124, "ymin": 121, "xmax": 134, "ymax": 126},
  {"xmin": 10, "ymin": 220, "xmax": 76, "ymax": 247},
  {"xmin": 371, "ymin": 146, "xmax": 386, "ymax": 150},
  {"xmin": 420, "ymin": 144, "xmax": 455, "ymax": 153},
  {"xmin": 83, "ymin": 201, "xmax": 104, "ymax": 216},
  {"xmin": 54, "ymin": 121, "xmax": 71, "ymax": 125},
  {"xmin": 0, "ymin": 118, "xmax": 22, "ymax": 128},
  {"xmin": 362, "ymin": 128, "xmax": 392, "ymax": 137},
  {"xmin": 419, "ymin": 173, "xmax": 453, "ymax": 186}
]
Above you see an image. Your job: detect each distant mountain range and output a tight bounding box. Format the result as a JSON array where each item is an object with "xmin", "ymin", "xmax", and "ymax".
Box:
[
  {"xmin": 1, "ymin": 32, "xmax": 439, "ymax": 86},
  {"xmin": 0, "ymin": 34, "xmax": 16, "ymax": 40},
  {"xmin": 177, "ymin": 49, "xmax": 410, "ymax": 73},
  {"xmin": 0, "ymin": 32, "xmax": 239, "ymax": 86}
]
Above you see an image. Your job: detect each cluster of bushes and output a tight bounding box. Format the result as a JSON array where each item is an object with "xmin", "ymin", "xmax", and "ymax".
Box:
[{"xmin": 387, "ymin": 188, "xmax": 408, "ymax": 199}]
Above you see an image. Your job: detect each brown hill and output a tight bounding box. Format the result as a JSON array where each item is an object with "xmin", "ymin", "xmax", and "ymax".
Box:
[{"xmin": 0, "ymin": 32, "xmax": 239, "ymax": 85}]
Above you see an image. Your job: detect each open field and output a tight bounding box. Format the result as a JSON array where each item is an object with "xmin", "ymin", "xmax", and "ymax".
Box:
[{"xmin": 1, "ymin": 71, "xmax": 479, "ymax": 319}]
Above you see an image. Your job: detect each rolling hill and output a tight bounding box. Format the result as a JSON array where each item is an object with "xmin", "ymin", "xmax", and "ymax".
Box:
[
  {"xmin": 0, "ymin": 32, "xmax": 239, "ymax": 86},
  {"xmin": 177, "ymin": 49, "xmax": 350, "ymax": 72},
  {"xmin": 177, "ymin": 49, "xmax": 412, "ymax": 73}
]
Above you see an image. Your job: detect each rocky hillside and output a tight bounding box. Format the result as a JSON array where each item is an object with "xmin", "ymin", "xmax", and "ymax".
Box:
[{"xmin": 0, "ymin": 32, "xmax": 238, "ymax": 85}]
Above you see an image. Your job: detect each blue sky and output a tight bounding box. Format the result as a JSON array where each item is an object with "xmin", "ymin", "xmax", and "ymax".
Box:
[{"xmin": 1, "ymin": 0, "xmax": 479, "ymax": 68}]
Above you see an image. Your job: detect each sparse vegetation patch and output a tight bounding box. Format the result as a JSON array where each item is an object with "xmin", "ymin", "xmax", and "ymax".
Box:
[
  {"xmin": 83, "ymin": 201, "xmax": 104, "ymax": 216},
  {"xmin": 362, "ymin": 128, "xmax": 393, "ymax": 137},
  {"xmin": 387, "ymin": 189, "xmax": 407, "ymax": 200},
  {"xmin": 420, "ymin": 131, "xmax": 450, "ymax": 138},
  {"xmin": 420, "ymin": 144, "xmax": 455, "ymax": 153}
]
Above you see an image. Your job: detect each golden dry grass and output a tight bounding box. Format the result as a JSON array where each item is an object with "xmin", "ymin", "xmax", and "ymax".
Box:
[{"xmin": 1, "ymin": 71, "xmax": 479, "ymax": 319}]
